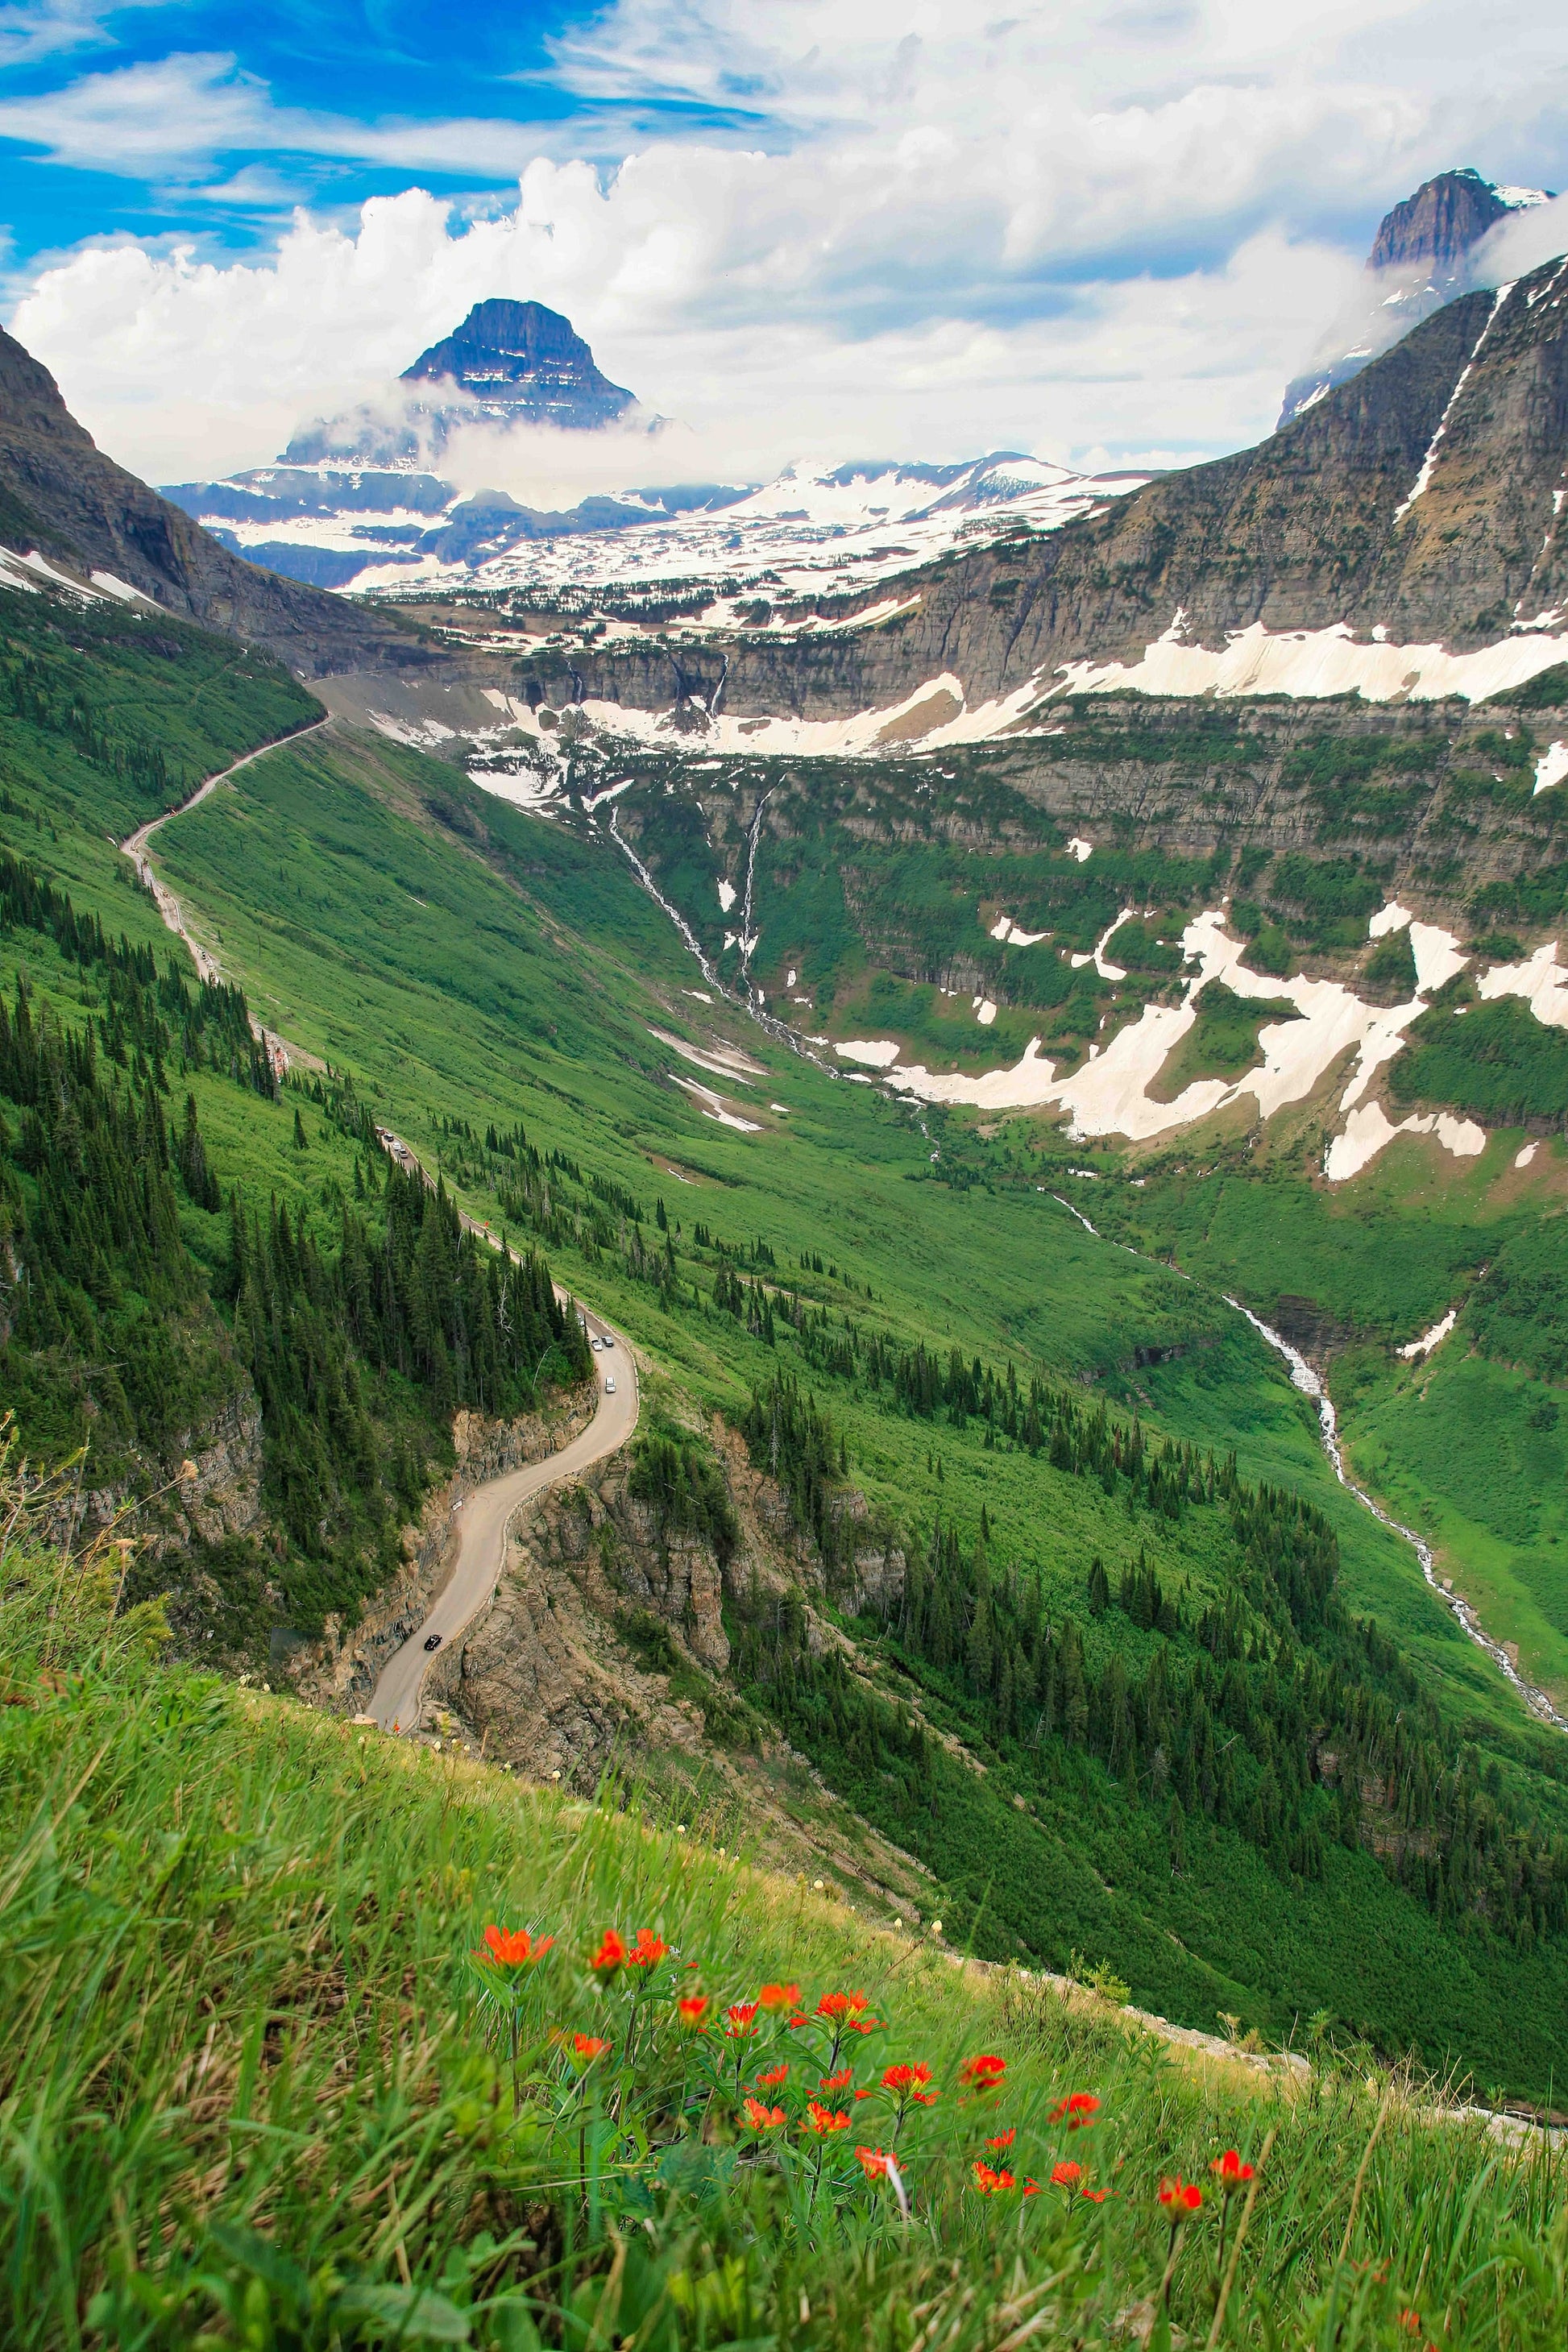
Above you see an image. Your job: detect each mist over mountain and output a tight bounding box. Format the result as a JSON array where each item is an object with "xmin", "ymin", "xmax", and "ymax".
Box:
[{"xmin": 1280, "ymin": 168, "xmax": 1553, "ymax": 425}]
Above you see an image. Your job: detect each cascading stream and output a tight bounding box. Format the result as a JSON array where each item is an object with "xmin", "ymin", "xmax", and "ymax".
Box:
[{"xmin": 1226, "ymin": 1298, "xmax": 1568, "ymax": 1733}]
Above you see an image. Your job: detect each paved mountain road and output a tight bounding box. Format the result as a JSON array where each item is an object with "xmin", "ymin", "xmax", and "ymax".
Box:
[{"xmin": 367, "ymin": 1303, "xmax": 639, "ymax": 1734}]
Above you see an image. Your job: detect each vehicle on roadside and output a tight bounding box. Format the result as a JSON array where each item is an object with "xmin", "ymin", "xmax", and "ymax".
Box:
[
  {"xmin": 601, "ymin": 1334, "xmax": 615, "ymax": 1348},
  {"xmin": 604, "ymin": 1376, "xmax": 616, "ymax": 1394},
  {"xmin": 591, "ymin": 1336, "xmax": 604, "ymax": 1350}
]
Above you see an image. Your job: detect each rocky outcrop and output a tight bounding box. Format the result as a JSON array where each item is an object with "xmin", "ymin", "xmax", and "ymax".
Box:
[
  {"xmin": 429, "ymin": 1417, "xmax": 904, "ymax": 1791},
  {"xmin": 0, "ymin": 326, "xmax": 419, "ymax": 674},
  {"xmin": 174, "ymin": 1392, "xmax": 264, "ymax": 1545}
]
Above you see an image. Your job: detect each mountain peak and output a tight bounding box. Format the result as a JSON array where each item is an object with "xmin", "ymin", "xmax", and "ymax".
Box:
[
  {"xmin": 1279, "ymin": 166, "xmax": 1556, "ymax": 425},
  {"xmin": 400, "ymin": 299, "xmax": 637, "ymax": 433}
]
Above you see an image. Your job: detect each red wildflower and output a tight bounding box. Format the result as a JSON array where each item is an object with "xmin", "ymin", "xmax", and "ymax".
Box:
[
  {"xmin": 803, "ymin": 2101, "xmax": 851, "ymax": 2136},
  {"xmin": 758, "ymin": 1982, "xmax": 800, "ymax": 2010},
  {"xmin": 677, "ymin": 1994, "xmax": 708, "ymax": 2023},
  {"xmin": 1051, "ymin": 2160, "xmax": 1083, "ymax": 2187},
  {"xmin": 857, "ymin": 2146, "xmax": 895, "ymax": 2180},
  {"xmin": 478, "ymin": 1925, "xmax": 554, "ymax": 1969},
  {"xmin": 819, "ymin": 2067, "xmax": 854, "ymax": 2092},
  {"xmin": 627, "ymin": 1929, "xmax": 669, "ymax": 1970},
  {"xmin": 960, "ymin": 2054, "xmax": 1006, "ymax": 2090},
  {"xmin": 985, "ymin": 2129, "xmax": 1017, "ymax": 2151},
  {"xmin": 815, "ymin": 1991, "xmax": 869, "ymax": 2021},
  {"xmin": 972, "ymin": 2162, "xmax": 1016, "ymax": 2194},
  {"xmin": 843, "ymin": 2015, "xmax": 881, "ymax": 2035},
  {"xmin": 1212, "ymin": 2149, "xmax": 1255, "ymax": 2185},
  {"xmin": 854, "ymin": 2088, "xmax": 874, "ymax": 2101},
  {"xmin": 572, "ymin": 2034, "xmax": 611, "ymax": 2063},
  {"xmin": 1048, "ymin": 2093, "xmax": 1101, "ymax": 2128},
  {"xmin": 755, "ymin": 2062, "xmax": 789, "ymax": 2087},
  {"xmin": 725, "ymin": 2001, "xmax": 759, "ymax": 2037},
  {"xmin": 1082, "ymin": 2187, "xmax": 1112, "ymax": 2203},
  {"xmin": 743, "ymin": 2097, "xmax": 786, "ymax": 2130},
  {"xmin": 1023, "ymin": 2180, "xmax": 1042, "ymax": 2196},
  {"xmin": 1159, "ymin": 2179, "xmax": 1203, "ymax": 2213},
  {"xmin": 589, "ymin": 1930, "xmax": 625, "ymax": 1977}
]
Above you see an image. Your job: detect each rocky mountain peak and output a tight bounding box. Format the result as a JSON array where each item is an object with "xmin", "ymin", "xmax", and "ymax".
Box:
[
  {"xmin": 1279, "ymin": 167, "xmax": 1554, "ymax": 425},
  {"xmin": 401, "ymin": 298, "xmax": 635, "ymax": 432},
  {"xmin": 1366, "ymin": 167, "xmax": 1520, "ymax": 273}
]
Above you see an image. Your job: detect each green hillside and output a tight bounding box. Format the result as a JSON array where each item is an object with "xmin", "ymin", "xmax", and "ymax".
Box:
[
  {"xmin": 5, "ymin": 576, "xmax": 1568, "ymax": 2110},
  {"xmin": 3, "ymin": 1466, "xmax": 1566, "ymax": 2352}
]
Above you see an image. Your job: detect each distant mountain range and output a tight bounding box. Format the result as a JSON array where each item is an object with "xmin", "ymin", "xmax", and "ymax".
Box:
[{"xmin": 1279, "ymin": 168, "xmax": 1554, "ymax": 425}]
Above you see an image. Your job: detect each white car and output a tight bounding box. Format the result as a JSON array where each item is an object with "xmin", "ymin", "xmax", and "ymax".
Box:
[
  {"xmin": 591, "ymin": 1336, "xmax": 604, "ymax": 1351},
  {"xmin": 604, "ymin": 1375, "xmax": 616, "ymax": 1394},
  {"xmin": 601, "ymin": 1334, "xmax": 615, "ymax": 1349}
]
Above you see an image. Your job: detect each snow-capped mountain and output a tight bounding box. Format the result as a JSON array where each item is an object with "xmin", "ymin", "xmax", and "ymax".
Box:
[
  {"xmin": 162, "ymin": 442, "xmax": 1148, "ymax": 608},
  {"xmin": 1280, "ymin": 168, "xmax": 1553, "ymax": 425}
]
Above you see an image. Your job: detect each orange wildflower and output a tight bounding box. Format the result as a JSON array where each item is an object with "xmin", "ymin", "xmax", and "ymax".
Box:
[
  {"xmin": 972, "ymin": 2162, "xmax": 1016, "ymax": 2193},
  {"xmin": 590, "ymin": 1930, "xmax": 625, "ymax": 1977},
  {"xmin": 819, "ymin": 2067, "xmax": 854, "ymax": 2092},
  {"xmin": 960, "ymin": 2054, "xmax": 1006, "ymax": 2090},
  {"xmin": 627, "ymin": 1929, "xmax": 669, "ymax": 1969},
  {"xmin": 478, "ymin": 1925, "xmax": 554, "ymax": 1968},
  {"xmin": 1212, "ymin": 2149, "xmax": 1255, "ymax": 2184},
  {"xmin": 572, "ymin": 2034, "xmax": 611, "ymax": 2064},
  {"xmin": 1051, "ymin": 2160, "xmax": 1083, "ymax": 2187},
  {"xmin": 758, "ymin": 1981, "xmax": 800, "ymax": 2010},
  {"xmin": 1159, "ymin": 2178, "xmax": 1203, "ymax": 2213},
  {"xmin": 725, "ymin": 2001, "xmax": 759, "ymax": 2037},
  {"xmin": 1049, "ymin": 2092, "xmax": 1100, "ymax": 2128},
  {"xmin": 677, "ymin": 1994, "xmax": 708, "ymax": 2023},
  {"xmin": 743, "ymin": 2097, "xmax": 786, "ymax": 2130},
  {"xmin": 985, "ymin": 2129, "xmax": 1017, "ymax": 2151},
  {"xmin": 755, "ymin": 2062, "xmax": 789, "ymax": 2087},
  {"xmin": 857, "ymin": 2146, "xmax": 895, "ymax": 2180},
  {"xmin": 803, "ymin": 2101, "xmax": 851, "ymax": 2135}
]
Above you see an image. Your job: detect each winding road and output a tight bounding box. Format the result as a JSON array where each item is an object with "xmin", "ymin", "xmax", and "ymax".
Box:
[
  {"xmin": 121, "ymin": 715, "xmax": 333, "ymax": 986},
  {"xmin": 118, "ymin": 719, "xmax": 643, "ymax": 1739},
  {"xmin": 368, "ymin": 1303, "xmax": 639, "ymax": 1733}
]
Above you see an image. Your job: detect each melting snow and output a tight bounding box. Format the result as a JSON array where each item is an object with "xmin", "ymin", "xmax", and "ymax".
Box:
[
  {"xmin": 976, "ymin": 999, "xmax": 998, "ymax": 1025},
  {"xmin": 1534, "ymin": 741, "xmax": 1568, "ymax": 796},
  {"xmin": 836, "ymin": 1039, "xmax": 902, "ymax": 1068},
  {"xmin": 1475, "ymin": 941, "xmax": 1568, "ymax": 1028},
  {"xmin": 1066, "ymin": 837, "xmax": 1093, "ymax": 862},
  {"xmin": 1056, "ymin": 616, "xmax": 1568, "ymax": 707},
  {"xmin": 1400, "ymin": 1308, "xmax": 1458, "ymax": 1360},
  {"xmin": 1516, "ymin": 1141, "xmax": 1539, "ymax": 1168},
  {"xmin": 716, "ymin": 878, "xmax": 737, "ymax": 912}
]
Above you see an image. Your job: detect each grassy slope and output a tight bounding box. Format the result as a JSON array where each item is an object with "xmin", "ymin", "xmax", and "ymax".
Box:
[
  {"xmin": 8, "ymin": 669, "xmax": 1568, "ymax": 2090},
  {"xmin": 5, "ymin": 1545, "xmax": 1566, "ymax": 2352}
]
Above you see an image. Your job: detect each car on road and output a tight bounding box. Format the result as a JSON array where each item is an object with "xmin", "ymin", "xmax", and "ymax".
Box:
[
  {"xmin": 423, "ymin": 1632, "xmax": 442, "ymax": 1652},
  {"xmin": 591, "ymin": 1336, "xmax": 603, "ymax": 1350},
  {"xmin": 604, "ymin": 1376, "xmax": 616, "ymax": 1394}
]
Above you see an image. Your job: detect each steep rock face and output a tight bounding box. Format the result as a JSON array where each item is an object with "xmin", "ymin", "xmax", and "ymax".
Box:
[
  {"xmin": 288, "ymin": 1392, "xmax": 597, "ymax": 1715},
  {"xmin": 492, "ymin": 256, "xmax": 1568, "ymax": 728},
  {"xmin": 1369, "ymin": 169, "xmax": 1518, "ymax": 272},
  {"xmin": 432, "ymin": 1420, "xmax": 904, "ymax": 1792},
  {"xmin": 0, "ymin": 328, "xmax": 413, "ymax": 674}
]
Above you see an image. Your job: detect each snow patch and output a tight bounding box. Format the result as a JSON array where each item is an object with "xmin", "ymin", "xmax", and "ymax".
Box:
[
  {"xmin": 1516, "ymin": 1140, "xmax": 1539, "ymax": 1168},
  {"xmin": 1325, "ymin": 1105, "xmax": 1484, "ymax": 1184},
  {"xmin": 1534, "ymin": 741, "xmax": 1568, "ymax": 796},
  {"xmin": 976, "ymin": 999, "xmax": 997, "ymax": 1026},
  {"xmin": 1400, "ymin": 1309, "xmax": 1458, "ymax": 1361},
  {"xmin": 716, "ymin": 878, "xmax": 737, "ymax": 913},
  {"xmin": 1066, "ymin": 837, "xmax": 1093, "ymax": 862},
  {"xmin": 836, "ymin": 1038, "xmax": 902, "ymax": 1068},
  {"xmin": 1475, "ymin": 940, "xmax": 1568, "ymax": 1028},
  {"xmin": 1056, "ymin": 616, "xmax": 1568, "ymax": 707}
]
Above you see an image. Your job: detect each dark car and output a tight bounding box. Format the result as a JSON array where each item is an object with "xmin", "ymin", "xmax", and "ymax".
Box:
[{"xmin": 423, "ymin": 1632, "xmax": 442, "ymax": 1652}]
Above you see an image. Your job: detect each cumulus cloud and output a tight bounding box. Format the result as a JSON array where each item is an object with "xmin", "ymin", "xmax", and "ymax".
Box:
[
  {"xmin": 12, "ymin": 174, "xmax": 1354, "ymax": 484},
  {"xmin": 6, "ymin": 0, "xmax": 1568, "ymax": 483}
]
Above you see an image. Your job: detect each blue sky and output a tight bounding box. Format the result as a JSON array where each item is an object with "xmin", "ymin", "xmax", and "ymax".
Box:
[{"xmin": 3, "ymin": 0, "xmax": 1567, "ymax": 484}]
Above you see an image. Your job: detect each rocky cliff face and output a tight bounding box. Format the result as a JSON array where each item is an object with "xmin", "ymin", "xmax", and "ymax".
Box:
[
  {"xmin": 422, "ymin": 1416, "xmax": 903, "ymax": 1790},
  {"xmin": 492, "ymin": 252, "xmax": 1567, "ymax": 730},
  {"xmin": 0, "ymin": 328, "xmax": 417, "ymax": 674}
]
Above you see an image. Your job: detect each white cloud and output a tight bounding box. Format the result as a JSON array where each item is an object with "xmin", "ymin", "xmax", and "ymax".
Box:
[
  {"xmin": 11, "ymin": 174, "xmax": 1353, "ymax": 483},
  {"xmin": 6, "ymin": 0, "xmax": 1568, "ymax": 483}
]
